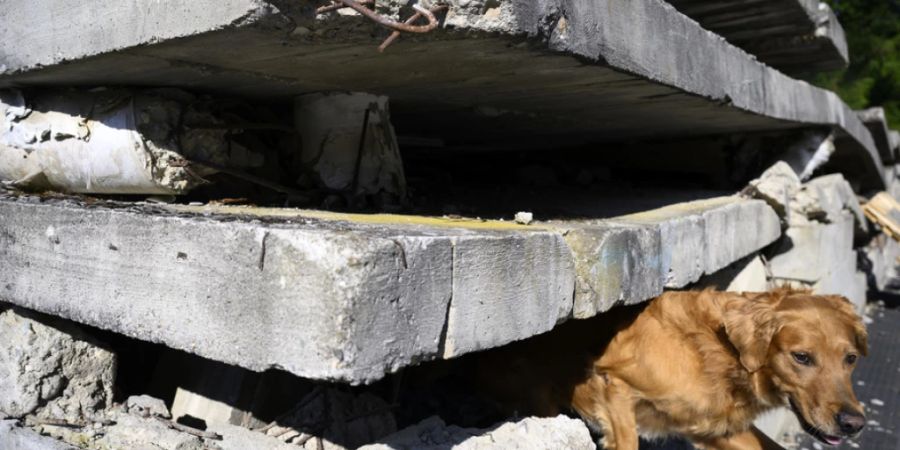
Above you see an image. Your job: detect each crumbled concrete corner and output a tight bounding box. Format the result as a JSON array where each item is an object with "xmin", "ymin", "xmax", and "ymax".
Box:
[
  {"xmin": 746, "ymin": 162, "xmax": 866, "ymax": 234},
  {"xmin": 746, "ymin": 161, "xmax": 801, "ymax": 218},
  {"xmin": 0, "ymin": 307, "xmax": 115, "ymax": 422},
  {"xmin": 359, "ymin": 415, "xmax": 596, "ymax": 450}
]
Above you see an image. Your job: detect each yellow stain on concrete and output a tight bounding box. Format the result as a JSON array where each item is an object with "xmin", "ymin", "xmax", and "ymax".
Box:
[{"xmin": 164, "ymin": 204, "xmax": 542, "ymax": 231}]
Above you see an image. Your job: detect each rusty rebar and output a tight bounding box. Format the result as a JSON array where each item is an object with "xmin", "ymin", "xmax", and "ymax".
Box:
[
  {"xmin": 379, "ymin": 4, "xmax": 448, "ymax": 52},
  {"xmin": 318, "ymin": 0, "xmax": 444, "ymax": 34}
]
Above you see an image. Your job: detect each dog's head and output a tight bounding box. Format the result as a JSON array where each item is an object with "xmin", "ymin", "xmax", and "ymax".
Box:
[{"xmin": 723, "ymin": 289, "xmax": 868, "ymax": 446}]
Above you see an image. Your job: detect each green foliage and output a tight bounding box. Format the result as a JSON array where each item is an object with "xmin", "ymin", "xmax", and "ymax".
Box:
[{"xmin": 815, "ymin": 0, "xmax": 900, "ymax": 129}]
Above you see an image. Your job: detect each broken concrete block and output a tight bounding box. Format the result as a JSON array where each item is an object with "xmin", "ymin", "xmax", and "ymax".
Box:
[
  {"xmin": 295, "ymin": 92, "xmax": 406, "ymax": 201},
  {"xmin": 0, "ymin": 419, "xmax": 77, "ymax": 450},
  {"xmin": 0, "ymin": 307, "xmax": 115, "ymax": 421},
  {"xmin": 795, "ymin": 173, "xmax": 868, "ymax": 235},
  {"xmin": 260, "ymin": 387, "xmax": 396, "ymax": 449},
  {"xmin": 747, "ymin": 161, "xmax": 802, "ymax": 218},
  {"xmin": 769, "ymin": 212, "xmax": 855, "ymax": 284},
  {"xmin": 359, "ymin": 415, "xmax": 596, "ymax": 450},
  {"xmin": 0, "ymin": 89, "xmax": 267, "ymax": 194},
  {"xmin": 860, "ymin": 234, "xmax": 900, "ymax": 291}
]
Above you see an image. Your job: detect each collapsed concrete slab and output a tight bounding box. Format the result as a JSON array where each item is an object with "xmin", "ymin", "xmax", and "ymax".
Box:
[
  {"xmin": 0, "ymin": 193, "xmax": 779, "ymax": 382},
  {"xmin": 666, "ymin": 0, "xmax": 848, "ymax": 75},
  {"xmin": 0, "ymin": 0, "xmax": 885, "ymax": 190}
]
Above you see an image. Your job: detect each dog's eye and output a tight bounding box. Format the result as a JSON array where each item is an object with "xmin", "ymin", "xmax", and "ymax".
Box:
[
  {"xmin": 791, "ymin": 352, "xmax": 813, "ymax": 366},
  {"xmin": 845, "ymin": 354, "xmax": 858, "ymax": 365}
]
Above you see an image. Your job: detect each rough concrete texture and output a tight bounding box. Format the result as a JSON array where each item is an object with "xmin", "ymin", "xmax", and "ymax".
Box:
[
  {"xmin": 859, "ymin": 107, "xmax": 895, "ymax": 163},
  {"xmin": 747, "ymin": 161, "xmax": 802, "ymax": 218},
  {"xmin": 861, "ymin": 234, "xmax": 900, "ymax": 291},
  {"xmin": 769, "ymin": 212, "xmax": 867, "ymax": 308},
  {"xmin": 40, "ymin": 411, "xmax": 207, "ymax": 450},
  {"xmin": 295, "ymin": 92, "xmax": 406, "ymax": 199},
  {"xmin": 0, "ymin": 89, "xmax": 266, "ymax": 194},
  {"xmin": 0, "ymin": 420, "xmax": 77, "ymax": 450},
  {"xmin": 359, "ymin": 415, "xmax": 596, "ymax": 450},
  {"xmin": 0, "ymin": 193, "xmax": 782, "ymax": 381},
  {"xmin": 0, "ymin": 307, "xmax": 115, "ymax": 421},
  {"xmin": 0, "ymin": 0, "xmax": 885, "ymax": 189},
  {"xmin": 666, "ymin": 0, "xmax": 848, "ymax": 75}
]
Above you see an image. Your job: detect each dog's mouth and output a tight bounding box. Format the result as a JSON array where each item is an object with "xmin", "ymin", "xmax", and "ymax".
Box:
[{"xmin": 789, "ymin": 398, "xmax": 844, "ymax": 446}]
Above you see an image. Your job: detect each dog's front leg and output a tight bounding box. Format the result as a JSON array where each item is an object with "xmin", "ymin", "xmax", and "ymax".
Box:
[
  {"xmin": 692, "ymin": 426, "xmax": 785, "ymax": 450},
  {"xmin": 572, "ymin": 373, "xmax": 638, "ymax": 450}
]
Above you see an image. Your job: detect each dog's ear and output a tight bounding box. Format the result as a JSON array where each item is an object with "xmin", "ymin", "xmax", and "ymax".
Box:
[
  {"xmin": 723, "ymin": 293, "xmax": 781, "ymax": 372},
  {"xmin": 822, "ymin": 295, "xmax": 869, "ymax": 356}
]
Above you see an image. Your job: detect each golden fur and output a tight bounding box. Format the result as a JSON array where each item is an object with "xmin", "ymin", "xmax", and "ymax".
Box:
[{"xmin": 473, "ymin": 289, "xmax": 868, "ymax": 450}]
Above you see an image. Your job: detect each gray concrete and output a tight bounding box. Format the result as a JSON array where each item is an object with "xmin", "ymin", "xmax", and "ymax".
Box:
[
  {"xmin": 359, "ymin": 415, "xmax": 596, "ymax": 450},
  {"xmin": 859, "ymin": 107, "xmax": 896, "ymax": 163},
  {"xmin": 666, "ymin": 0, "xmax": 848, "ymax": 75},
  {"xmin": 0, "ymin": 307, "xmax": 115, "ymax": 421},
  {"xmin": 0, "ymin": 0, "xmax": 885, "ymax": 190},
  {"xmin": 0, "ymin": 193, "xmax": 783, "ymax": 382},
  {"xmin": 0, "ymin": 420, "xmax": 77, "ymax": 450}
]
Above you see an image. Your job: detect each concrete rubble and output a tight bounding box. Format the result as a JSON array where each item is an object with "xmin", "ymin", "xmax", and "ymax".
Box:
[
  {"xmin": 359, "ymin": 415, "xmax": 596, "ymax": 450},
  {"xmin": 0, "ymin": 0, "xmax": 886, "ymax": 190},
  {"xmin": 747, "ymin": 163, "xmax": 872, "ymax": 309},
  {"xmin": 0, "ymin": 192, "xmax": 780, "ymax": 382},
  {"xmin": 0, "ymin": 307, "xmax": 115, "ymax": 422},
  {"xmin": 0, "ymin": 89, "xmax": 269, "ymax": 195}
]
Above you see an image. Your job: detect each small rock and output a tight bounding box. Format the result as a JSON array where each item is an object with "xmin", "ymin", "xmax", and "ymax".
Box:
[
  {"xmin": 867, "ymin": 420, "xmax": 881, "ymax": 426},
  {"xmin": 870, "ymin": 398, "xmax": 885, "ymax": 406},
  {"xmin": 127, "ymin": 395, "xmax": 172, "ymax": 419},
  {"xmin": 514, "ymin": 212, "xmax": 533, "ymax": 225},
  {"xmin": 813, "ymin": 442, "xmax": 823, "ymax": 450}
]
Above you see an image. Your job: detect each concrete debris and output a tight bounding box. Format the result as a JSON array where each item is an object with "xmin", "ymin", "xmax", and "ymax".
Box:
[
  {"xmin": 0, "ymin": 88, "xmax": 267, "ymax": 195},
  {"xmin": 747, "ymin": 162, "xmax": 866, "ymax": 233},
  {"xmin": 0, "ymin": 419, "xmax": 77, "ymax": 450},
  {"xmin": 359, "ymin": 415, "xmax": 596, "ymax": 450},
  {"xmin": 127, "ymin": 395, "xmax": 172, "ymax": 420},
  {"xmin": 0, "ymin": 307, "xmax": 115, "ymax": 422},
  {"xmin": 747, "ymin": 161, "xmax": 801, "ymax": 218},
  {"xmin": 294, "ymin": 92, "xmax": 406, "ymax": 204},
  {"xmin": 794, "ymin": 174, "xmax": 868, "ymax": 235},
  {"xmin": 514, "ymin": 212, "xmax": 533, "ymax": 225},
  {"xmin": 259, "ymin": 387, "xmax": 396, "ymax": 449},
  {"xmin": 38, "ymin": 410, "xmax": 207, "ymax": 450}
]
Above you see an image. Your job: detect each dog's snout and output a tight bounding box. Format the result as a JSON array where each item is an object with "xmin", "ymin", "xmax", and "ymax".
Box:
[{"xmin": 835, "ymin": 410, "xmax": 866, "ymax": 435}]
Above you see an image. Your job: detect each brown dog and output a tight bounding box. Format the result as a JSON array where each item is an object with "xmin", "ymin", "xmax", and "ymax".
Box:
[{"xmin": 473, "ymin": 288, "xmax": 868, "ymax": 450}]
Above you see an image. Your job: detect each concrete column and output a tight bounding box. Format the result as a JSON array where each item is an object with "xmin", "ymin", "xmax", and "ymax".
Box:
[{"xmin": 294, "ymin": 92, "xmax": 406, "ymax": 208}]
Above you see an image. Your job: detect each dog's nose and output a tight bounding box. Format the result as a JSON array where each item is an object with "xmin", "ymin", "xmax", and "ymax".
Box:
[{"xmin": 836, "ymin": 410, "xmax": 866, "ymax": 435}]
